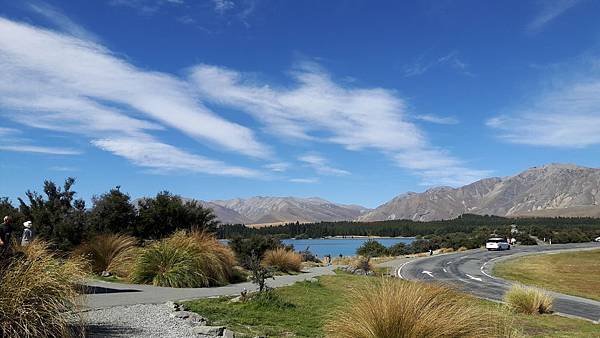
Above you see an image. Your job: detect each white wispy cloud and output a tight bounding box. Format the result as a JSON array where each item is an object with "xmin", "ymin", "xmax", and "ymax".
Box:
[
  {"xmin": 264, "ymin": 162, "xmax": 290, "ymax": 172},
  {"xmin": 189, "ymin": 62, "xmax": 488, "ymax": 186},
  {"xmin": 0, "ymin": 127, "xmax": 19, "ymax": 136},
  {"xmin": 25, "ymin": 1, "xmax": 100, "ymax": 42},
  {"xmin": 415, "ymin": 114, "xmax": 459, "ymax": 125},
  {"xmin": 0, "ymin": 16, "xmax": 268, "ymax": 176},
  {"xmin": 298, "ymin": 154, "xmax": 350, "ymax": 176},
  {"xmin": 213, "ymin": 0, "xmax": 235, "ymax": 14},
  {"xmin": 0, "ymin": 144, "xmax": 81, "ymax": 155},
  {"xmin": 92, "ymin": 137, "xmax": 260, "ymax": 177},
  {"xmin": 487, "ymin": 80, "xmax": 600, "ymax": 147},
  {"xmin": 289, "ymin": 177, "xmax": 319, "ymax": 184},
  {"xmin": 404, "ymin": 50, "xmax": 472, "ymax": 77},
  {"xmin": 527, "ymin": 0, "xmax": 580, "ymax": 34}
]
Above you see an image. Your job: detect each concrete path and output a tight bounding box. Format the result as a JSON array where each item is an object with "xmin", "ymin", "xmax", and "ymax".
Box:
[
  {"xmin": 395, "ymin": 242, "xmax": 600, "ymax": 323},
  {"xmin": 83, "ymin": 266, "xmax": 335, "ymax": 309}
]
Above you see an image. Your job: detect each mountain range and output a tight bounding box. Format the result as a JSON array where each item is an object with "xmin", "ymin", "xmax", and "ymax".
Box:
[
  {"xmin": 187, "ymin": 163, "xmax": 600, "ymax": 225},
  {"xmin": 358, "ymin": 163, "xmax": 600, "ymax": 221}
]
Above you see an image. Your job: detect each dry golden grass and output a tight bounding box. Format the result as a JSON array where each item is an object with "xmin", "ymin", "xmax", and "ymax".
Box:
[
  {"xmin": 331, "ymin": 256, "xmax": 355, "ymax": 266},
  {"xmin": 0, "ymin": 240, "xmax": 87, "ymax": 337},
  {"xmin": 439, "ymin": 247, "xmax": 455, "ymax": 253},
  {"xmin": 130, "ymin": 230, "xmax": 237, "ymax": 287},
  {"xmin": 262, "ymin": 248, "xmax": 302, "ymax": 272},
  {"xmin": 494, "ymin": 249, "xmax": 600, "ymax": 301},
  {"xmin": 504, "ymin": 284, "xmax": 553, "ymax": 315},
  {"xmin": 73, "ymin": 234, "xmax": 138, "ymax": 277},
  {"xmin": 457, "ymin": 246, "xmax": 468, "ymax": 252},
  {"xmin": 326, "ymin": 278, "xmax": 506, "ymax": 338}
]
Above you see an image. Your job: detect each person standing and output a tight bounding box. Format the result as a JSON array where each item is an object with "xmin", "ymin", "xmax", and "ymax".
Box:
[
  {"xmin": 0, "ymin": 216, "xmax": 13, "ymax": 253},
  {"xmin": 21, "ymin": 221, "xmax": 34, "ymax": 246}
]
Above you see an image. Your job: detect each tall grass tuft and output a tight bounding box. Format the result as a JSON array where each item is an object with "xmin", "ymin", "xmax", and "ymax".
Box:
[
  {"xmin": 130, "ymin": 230, "xmax": 236, "ymax": 287},
  {"xmin": 326, "ymin": 278, "xmax": 498, "ymax": 338},
  {"xmin": 73, "ymin": 233, "xmax": 138, "ymax": 277},
  {"xmin": 0, "ymin": 240, "xmax": 86, "ymax": 338},
  {"xmin": 262, "ymin": 248, "xmax": 302, "ymax": 272},
  {"xmin": 504, "ymin": 284, "xmax": 553, "ymax": 314}
]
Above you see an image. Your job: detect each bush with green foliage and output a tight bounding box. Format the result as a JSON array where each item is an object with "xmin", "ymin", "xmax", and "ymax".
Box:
[
  {"xmin": 88, "ymin": 187, "xmax": 136, "ymax": 235},
  {"xmin": 136, "ymin": 191, "xmax": 218, "ymax": 239},
  {"xmin": 229, "ymin": 235, "xmax": 288, "ymax": 267},
  {"xmin": 18, "ymin": 178, "xmax": 88, "ymax": 250},
  {"xmin": 356, "ymin": 239, "xmax": 388, "ymax": 257}
]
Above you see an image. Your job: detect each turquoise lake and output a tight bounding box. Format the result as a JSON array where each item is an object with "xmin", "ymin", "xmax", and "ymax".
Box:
[{"xmin": 282, "ymin": 237, "xmax": 415, "ymax": 257}]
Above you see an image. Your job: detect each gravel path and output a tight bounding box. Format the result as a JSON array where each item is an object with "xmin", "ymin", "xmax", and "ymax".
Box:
[{"xmin": 83, "ymin": 304, "xmax": 199, "ymax": 338}]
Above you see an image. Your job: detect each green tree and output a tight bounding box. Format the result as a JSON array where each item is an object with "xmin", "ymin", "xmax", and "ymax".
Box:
[
  {"xmin": 356, "ymin": 239, "xmax": 388, "ymax": 257},
  {"xmin": 18, "ymin": 178, "xmax": 87, "ymax": 250},
  {"xmin": 136, "ymin": 191, "xmax": 218, "ymax": 239},
  {"xmin": 88, "ymin": 186, "xmax": 136, "ymax": 235}
]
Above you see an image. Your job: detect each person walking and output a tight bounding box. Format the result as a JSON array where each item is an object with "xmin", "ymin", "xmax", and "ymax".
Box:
[
  {"xmin": 21, "ymin": 221, "xmax": 34, "ymax": 246},
  {"xmin": 0, "ymin": 216, "xmax": 13, "ymax": 254}
]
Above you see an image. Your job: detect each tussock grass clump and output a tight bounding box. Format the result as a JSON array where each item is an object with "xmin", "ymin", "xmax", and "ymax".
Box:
[
  {"xmin": 130, "ymin": 230, "xmax": 236, "ymax": 287},
  {"xmin": 73, "ymin": 233, "xmax": 138, "ymax": 277},
  {"xmin": 504, "ymin": 284, "xmax": 553, "ymax": 314},
  {"xmin": 326, "ymin": 278, "xmax": 496, "ymax": 338},
  {"xmin": 0, "ymin": 240, "xmax": 86, "ymax": 338},
  {"xmin": 457, "ymin": 246, "xmax": 468, "ymax": 252},
  {"xmin": 439, "ymin": 247, "xmax": 455, "ymax": 253},
  {"xmin": 262, "ymin": 248, "xmax": 302, "ymax": 273}
]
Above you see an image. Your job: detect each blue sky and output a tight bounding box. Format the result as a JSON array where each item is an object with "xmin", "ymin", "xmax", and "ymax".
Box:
[{"xmin": 1, "ymin": 0, "xmax": 600, "ymax": 208}]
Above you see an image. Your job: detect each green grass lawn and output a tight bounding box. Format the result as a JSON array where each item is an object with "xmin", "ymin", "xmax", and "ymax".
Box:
[
  {"xmin": 494, "ymin": 249, "xmax": 600, "ymax": 301},
  {"xmin": 183, "ymin": 273, "xmax": 599, "ymax": 338}
]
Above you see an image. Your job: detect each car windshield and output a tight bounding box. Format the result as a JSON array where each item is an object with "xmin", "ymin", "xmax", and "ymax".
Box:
[{"xmin": 487, "ymin": 238, "xmax": 506, "ymax": 243}]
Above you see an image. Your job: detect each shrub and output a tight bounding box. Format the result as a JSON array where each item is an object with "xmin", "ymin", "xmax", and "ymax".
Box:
[
  {"xmin": 0, "ymin": 240, "xmax": 86, "ymax": 337},
  {"xmin": 388, "ymin": 242, "xmax": 410, "ymax": 256},
  {"xmin": 262, "ymin": 248, "xmax": 302, "ymax": 272},
  {"xmin": 248, "ymin": 251, "xmax": 275, "ymax": 292},
  {"xmin": 350, "ymin": 256, "xmax": 373, "ymax": 273},
  {"xmin": 130, "ymin": 230, "xmax": 236, "ymax": 287},
  {"xmin": 504, "ymin": 284, "xmax": 553, "ymax": 314},
  {"xmin": 299, "ymin": 246, "xmax": 319, "ymax": 262},
  {"xmin": 356, "ymin": 239, "xmax": 388, "ymax": 257},
  {"xmin": 229, "ymin": 235, "xmax": 286, "ymax": 267},
  {"xmin": 73, "ymin": 233, "xmax": 138, "ymax": 277},
  {"xmin": 326, "ymin": 278, "xmax": 494, "ymax": 338}
]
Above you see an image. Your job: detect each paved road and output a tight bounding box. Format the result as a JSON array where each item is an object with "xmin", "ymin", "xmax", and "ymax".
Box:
[
  {"xmin": 395, "ymin": 242, "xmax": 600, "ymax": 323},
  {"xmin": 83, "ymin": 266, "xmax": 335, "ymax": 309}
]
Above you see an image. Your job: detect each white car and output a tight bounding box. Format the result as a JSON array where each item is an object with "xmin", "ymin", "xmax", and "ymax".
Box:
[
  {"xmin": 486, "ymin": 237, "xmax": 511, "ymax": 251},
  {"xmin": 595, "ymin": 236, "xmax": 600, "ymax": 242}
]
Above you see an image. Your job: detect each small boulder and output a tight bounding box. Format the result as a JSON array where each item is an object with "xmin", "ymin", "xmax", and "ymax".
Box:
[
  {"xmin": 165, "ymin": 301, "xmax": 180, "ymax": 311},
  {"xmin": 193, "ymin": 325, "xmax": 225, "ymax": 336},
  {"xmin": 100, "ymin": 271, "xmax": 112, "ymax": 277},
  {"xmin": 223, "ymin": 329, "xmax": 236, "ymax": 338},
  {"xmin": 308, "ymin": 277, "xmax": 319, "ymax": 283}
]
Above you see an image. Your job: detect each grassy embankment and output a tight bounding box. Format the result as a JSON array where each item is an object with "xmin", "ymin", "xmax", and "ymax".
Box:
[
  {"xmin": 183, "ymin": 273, "xmax": 600, "ymax": 338},
  {"xmin": 494, "ymin": 249, "xmax": 600, "ymax": 301}
]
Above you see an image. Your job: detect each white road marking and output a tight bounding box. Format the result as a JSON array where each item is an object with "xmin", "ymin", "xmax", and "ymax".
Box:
[
  {"xmin": 396, "ymin": 261, "xmax": 410, "ymax": 279},
  {"xmin": 465, "ymin": 274, "xmax": 482, "ymax": 282},
  {"xmin": 443, "ymin": 268, "xmax": 448, "ymax": 273},
  {"xmin": 422, "ymin": 270, "xmax": 434, "ymax": 278}
]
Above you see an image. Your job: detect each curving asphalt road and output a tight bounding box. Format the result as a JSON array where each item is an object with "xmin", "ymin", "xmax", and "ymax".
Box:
[
  {"xmin": 83, "ymin": 266, "xmax": 335, "ymax": 309},
  {"xmin": 394, "ymin": 242, "xmax": 600, "ymax": 323}
]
